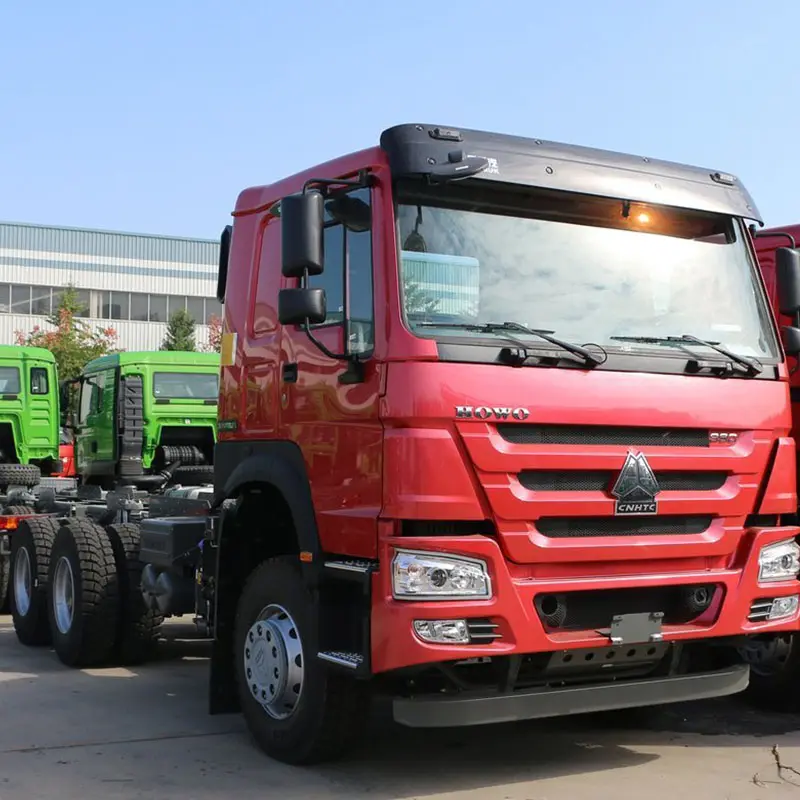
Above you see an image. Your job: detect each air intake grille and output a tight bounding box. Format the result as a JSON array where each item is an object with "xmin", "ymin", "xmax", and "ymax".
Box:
[
  {"xmin": 536, "ymin": 516, "xmax": 713, "ymax": 538},
  {"xmin": 519, "ymin": 470, "xmax": 727, "ymax": 492},
  {"xmin": 497, "ymin": 424, "xmax": 709, "ymax": 448}
]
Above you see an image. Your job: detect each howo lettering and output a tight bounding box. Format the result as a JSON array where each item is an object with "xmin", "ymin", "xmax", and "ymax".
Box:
[{"xmin": 6, "ymin": 124, "xmax": 800, "ymax": 766}]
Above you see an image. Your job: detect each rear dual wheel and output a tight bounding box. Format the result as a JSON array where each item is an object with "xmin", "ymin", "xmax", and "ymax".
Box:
[{"xmin": 45, "ymin": 520, "xmax": 162, "ymax": 667}]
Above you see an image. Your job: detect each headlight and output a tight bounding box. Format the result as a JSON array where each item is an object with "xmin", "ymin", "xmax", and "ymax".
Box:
[
  {"xmin": 392, "ymin": 549, "xmax": 492, "ymax": 600},
  {"xmin": 758, "ymin": 540, "xmax": 800, "ymax": 583}
]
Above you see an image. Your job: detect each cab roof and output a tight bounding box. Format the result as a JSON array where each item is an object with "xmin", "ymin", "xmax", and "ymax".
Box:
[
  {"xmin": 0, "ymin": 345, "xmax": 56, "ymax": 363},
  {"xmin": 83, "ymin": 350, "xmax": 220, "ymax": 374}
]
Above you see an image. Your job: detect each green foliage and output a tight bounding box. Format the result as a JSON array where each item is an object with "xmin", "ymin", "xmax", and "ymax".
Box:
[
  {"xmin": 161, "ymin": 308, "xmax": 197, "ymax": 351},
  {"xmin": 14, "ymin": 284, "xmax": 119, "ymax": 383}
]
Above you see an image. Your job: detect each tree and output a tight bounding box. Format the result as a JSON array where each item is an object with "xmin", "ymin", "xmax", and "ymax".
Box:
[
  {"xmin": 161, "ymin": 308, "xmax": 197, "ymax": 351},
  {"xmin": 14, "ymin": 284, "xmax": 118, "ymax": 384},
  {"xmin": 204, "ymin": 314, "xmax": 222, "ymax": 353}
]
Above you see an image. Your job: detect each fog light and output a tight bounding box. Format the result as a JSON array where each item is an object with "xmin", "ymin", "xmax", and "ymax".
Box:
[
  {"xmin": 413, "ymin": 619, "xmax": 469, "ymax": 644},
  {"xmin": 758, "ymin": 540, "xmax": 800, "ymax": 583},
  {"xmin": 768, "ymin": 595, "xmax": 800, "ymax": 621}
]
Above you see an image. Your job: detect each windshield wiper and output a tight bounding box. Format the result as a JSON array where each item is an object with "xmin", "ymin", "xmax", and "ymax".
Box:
[
  {"xmin": 416, "ymin": 321, "xmax": 605, "ymax": 366},
  {"xmin": 610, "ymin": 334, "xmax": 763, "ymax": 375}
]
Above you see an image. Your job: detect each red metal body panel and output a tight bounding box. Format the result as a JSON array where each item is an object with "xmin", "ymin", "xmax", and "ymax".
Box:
[
  {"xmin": 755, "ymin": 223, "xmax": 800, "ymax": 444},
  {"xmin": 223, "ymin": 151, "xmax": 800, "ymax": 676}
]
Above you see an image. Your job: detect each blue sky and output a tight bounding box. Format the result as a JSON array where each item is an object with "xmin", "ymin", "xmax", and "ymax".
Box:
[{"xmin": 2, "ymin": 0, "xmax": 798, "ymax": 240}]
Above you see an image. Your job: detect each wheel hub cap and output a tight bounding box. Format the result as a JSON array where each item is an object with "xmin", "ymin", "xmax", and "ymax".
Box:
[
  {"xmin": 13, "ymin": 547, "xmax": 32, "ymax": 617},
  {"xmin": 243, "ymin": 604, "xmax": 304, "ymax": 720},
  {"xmin": 53, "ymin": 556, "xmax": 75, "ymax": 635}
]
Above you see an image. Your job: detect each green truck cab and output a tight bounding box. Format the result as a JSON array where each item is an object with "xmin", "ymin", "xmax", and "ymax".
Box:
[
  {"xmin": 68, "ymin": 351, "xmax": 220, "ymax": 488},
  {"xmin": 0, "ymin": 345, "xmax": 61, "ymax": 487}
]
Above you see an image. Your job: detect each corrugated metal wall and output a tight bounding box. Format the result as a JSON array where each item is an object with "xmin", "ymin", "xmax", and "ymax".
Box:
[{"xmin": 0, "ymin": 221, "xmax": 220, "ymax": 350}]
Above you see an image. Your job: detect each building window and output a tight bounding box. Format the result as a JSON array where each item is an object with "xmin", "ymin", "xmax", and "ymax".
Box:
[
  {"xmin": 0, "ymin": 284, "xmax": 10, "ymax": 313},
  {"xmin": 168, "ymin": 296, "xmax": 185, "ymax": 317},
  {"xmin": 11, "ymin": 285, "xmax": 31, "ymax": 315},
  {"xmin": 103, "ymin": 291, "xmax": 129, "ymax": 320},
  {"xmin": 205, "ymin": 298, "xmax": 222, "ymax": 324},
  {"xmin": 130, "ymin": 293, "xmax": 148, "ymax": 321},
  {"xmin": 30, "ymin": 367, "xmax": 48, "ymax": 395},
  {"xmin": 186, "ymin": 297, "xmax": 204, "ymax": 323},
  {"xmin": 149, "ymin": 294, "xmax": 167, "ymax": 322},
  {"xmin": 31, "ymin": 286, "xmax": 51, "ymax": 316}
]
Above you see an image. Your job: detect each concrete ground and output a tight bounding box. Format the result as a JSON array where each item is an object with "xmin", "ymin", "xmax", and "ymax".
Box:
[{"xmin": 4, "ymin": 616, "xmax": 800, "ymax": 799}]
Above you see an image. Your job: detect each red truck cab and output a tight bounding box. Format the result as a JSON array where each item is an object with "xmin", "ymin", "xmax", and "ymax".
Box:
[{"xmin": 209, "ymin": 124, "xmax": 800, "ymax": 764}]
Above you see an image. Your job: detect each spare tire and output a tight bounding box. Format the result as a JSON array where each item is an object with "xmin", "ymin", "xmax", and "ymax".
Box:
[
  {"xmin": 167, "ymin": 465, "xmax": 214, "ymax": 486},
  {"xmin": 0, "ymin": 464, "xmax": 41, "ymax": 489}
]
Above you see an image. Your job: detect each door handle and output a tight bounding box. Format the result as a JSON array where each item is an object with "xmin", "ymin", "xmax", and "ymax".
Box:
[{"xmin": 282, "ymin": 363, "xmax": 298, "ymax": 383}]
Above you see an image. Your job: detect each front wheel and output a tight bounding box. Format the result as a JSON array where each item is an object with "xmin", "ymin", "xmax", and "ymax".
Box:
[
  {"xmin": 738, "ymin": 633, "xmax": 800, "ymax": 710},
  {"xmin": 235, "ymin": 556, "xmax": 370, "ymax": 764}
]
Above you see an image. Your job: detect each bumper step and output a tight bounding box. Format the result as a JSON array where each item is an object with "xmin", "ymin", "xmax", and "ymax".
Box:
[{"xmin": 393, "ymin": 664, "xmax": 750, "ymax": 728}]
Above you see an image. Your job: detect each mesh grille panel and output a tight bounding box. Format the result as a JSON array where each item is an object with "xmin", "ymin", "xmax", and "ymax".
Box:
[
  {"xmin": 536, "ymin": 516, "xmax": 713, "ymax": 538},
  {"xmin": 519, "ymin": 470, "xmax": 727, "ymax": 492},
  {"xmin": 498, "ymin": 424, "xmax": 709, "ymax": 448}
]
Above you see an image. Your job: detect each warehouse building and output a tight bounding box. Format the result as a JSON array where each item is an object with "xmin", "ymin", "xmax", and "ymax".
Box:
[{"xmin": 0, "ymin": 221, "xmax": 222, "ymax": 351}]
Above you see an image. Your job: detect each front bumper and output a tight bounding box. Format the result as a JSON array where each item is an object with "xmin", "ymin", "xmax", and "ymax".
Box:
[
  {"xmin": 372, "ymin": 526, "xmax": 800, "ymax": 674},
  {"xmin": 393, "ymin": 663, "xmax": 750, "ymax": 727}
]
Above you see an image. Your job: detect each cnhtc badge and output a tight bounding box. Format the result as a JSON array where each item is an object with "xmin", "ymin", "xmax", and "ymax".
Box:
[{"xmin": 611, "ymin": 451, "xmax": 661, "ymax": 515}]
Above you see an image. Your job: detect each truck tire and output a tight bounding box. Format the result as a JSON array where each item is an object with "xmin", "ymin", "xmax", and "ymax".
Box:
[
  {"xmin": 47, "ymin": 519, "xmax": 119, "ymax": 667},
  {"xmin": 235, "ymin": 556, "xmax": 371, "ymax": 765},
  {"xmin": 0, "ymin": 464, "xmax": 41, "ymax": 489},
  {"xmin": 0, "ymin": 553, "xmax": 9, "ymax": 614},
  {"xmin": 105, "ymin": 522, "xmax": 163, "ymax": 664},
  {"xmin": 739, "ymin": 633, "xmax": 800, "ymax": 710},
  {"xmin": 167, "ymin": 465, "xmax": 214, "ymax": 486},
  {"xmin": 0, "ymin": 506, "xmax": 35, "ymax": 614},
  {"xmin": 9, "ymin": 516, "xmax": 59, "ymax": 646}
]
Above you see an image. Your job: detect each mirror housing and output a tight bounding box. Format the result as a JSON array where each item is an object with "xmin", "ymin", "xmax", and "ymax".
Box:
[
  {"xmin": 278, "ymin": 288, "xmax": 326, "ymax": 326},
  {"xmin": 776, "ymin": 247, "xmax": 800, "ymax": 316},
  {"xmin": 281, "ymin": 192, "xmax": 324, "ymax": 278},
  {"xmin": 784, "ymin": 326, "xmax": 800, "ymax": 357}
]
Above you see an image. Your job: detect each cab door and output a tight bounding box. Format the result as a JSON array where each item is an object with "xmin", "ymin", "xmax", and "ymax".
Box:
[
  {"xmin": 278, "ymin": 182, "xmax": 383, "ymax": 559},
  {"xmin": 26, "ymin": 362, "xmax": 57, "ymax": 454},
  {"xmin": 75, "ymin": 369, "xmax": 116, "ymax": 476}
]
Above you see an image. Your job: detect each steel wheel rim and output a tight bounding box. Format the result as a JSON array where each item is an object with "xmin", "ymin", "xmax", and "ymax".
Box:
[
  {"xmin": 738, "ymin": 634, "xmax": 794, "ymax": 677},
  {"xmin": 13, "ymin": 547, "xmax": 32, "ymax": 617},
  {"xmin": 243, "ymin": 604, "xmax": 304, "ymax": 720},
  {"xmin": 53, "ymin": 556, "xmax": 75, "ymax": 635}
]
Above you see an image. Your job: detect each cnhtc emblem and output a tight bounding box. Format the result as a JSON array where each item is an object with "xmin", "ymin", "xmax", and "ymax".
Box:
[{"xmin": 611, "ymin": 451, "xmax": 661, "ymax": 515}]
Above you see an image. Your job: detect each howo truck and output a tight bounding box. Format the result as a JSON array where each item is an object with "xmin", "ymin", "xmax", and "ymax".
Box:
[{"xmin": 7, "ymin": 124, "xmax": 800, "ymax": 766}]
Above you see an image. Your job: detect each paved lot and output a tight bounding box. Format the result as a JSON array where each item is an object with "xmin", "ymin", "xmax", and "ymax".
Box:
[{"xmin": 4, "ymin": 615, "xmax": 800, "ymax": 799}]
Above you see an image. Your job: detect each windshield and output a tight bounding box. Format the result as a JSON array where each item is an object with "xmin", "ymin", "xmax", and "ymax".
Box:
[
  {"xmin": 395, "ymin": 182, "xmax": 779, "ymax": 363},
  {"xmin": 153, "ymin": 371, "xmax": 219, "ymax": 400},
  {"xmin": 0, "ymin": 367, "xmax": 21, "ymax": 394}
]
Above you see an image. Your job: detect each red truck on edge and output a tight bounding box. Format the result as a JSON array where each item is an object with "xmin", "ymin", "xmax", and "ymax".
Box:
[
  {"xmin": 750, "ymin": 223, "xmax": 800, "ymax": 705},
  {"xmin": 8, "ymin": 123, "xmax": 800, "ymax": 765}
]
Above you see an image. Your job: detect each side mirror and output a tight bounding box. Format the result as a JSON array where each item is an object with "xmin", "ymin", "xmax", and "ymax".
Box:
[
  {"xmin": 784, "ymin": 326, "xmax": 800, "ymax": 357},
  {"xmin": 281, "ymin": 191, "xmax": 324, "ymax": 278},
  {"xmin": 776, "ymin": 247, "xmax": 800, "ymax": 315},
  {"xmin": 278, "ymin": 288, "xmax": 326, "ymax": 326}
]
